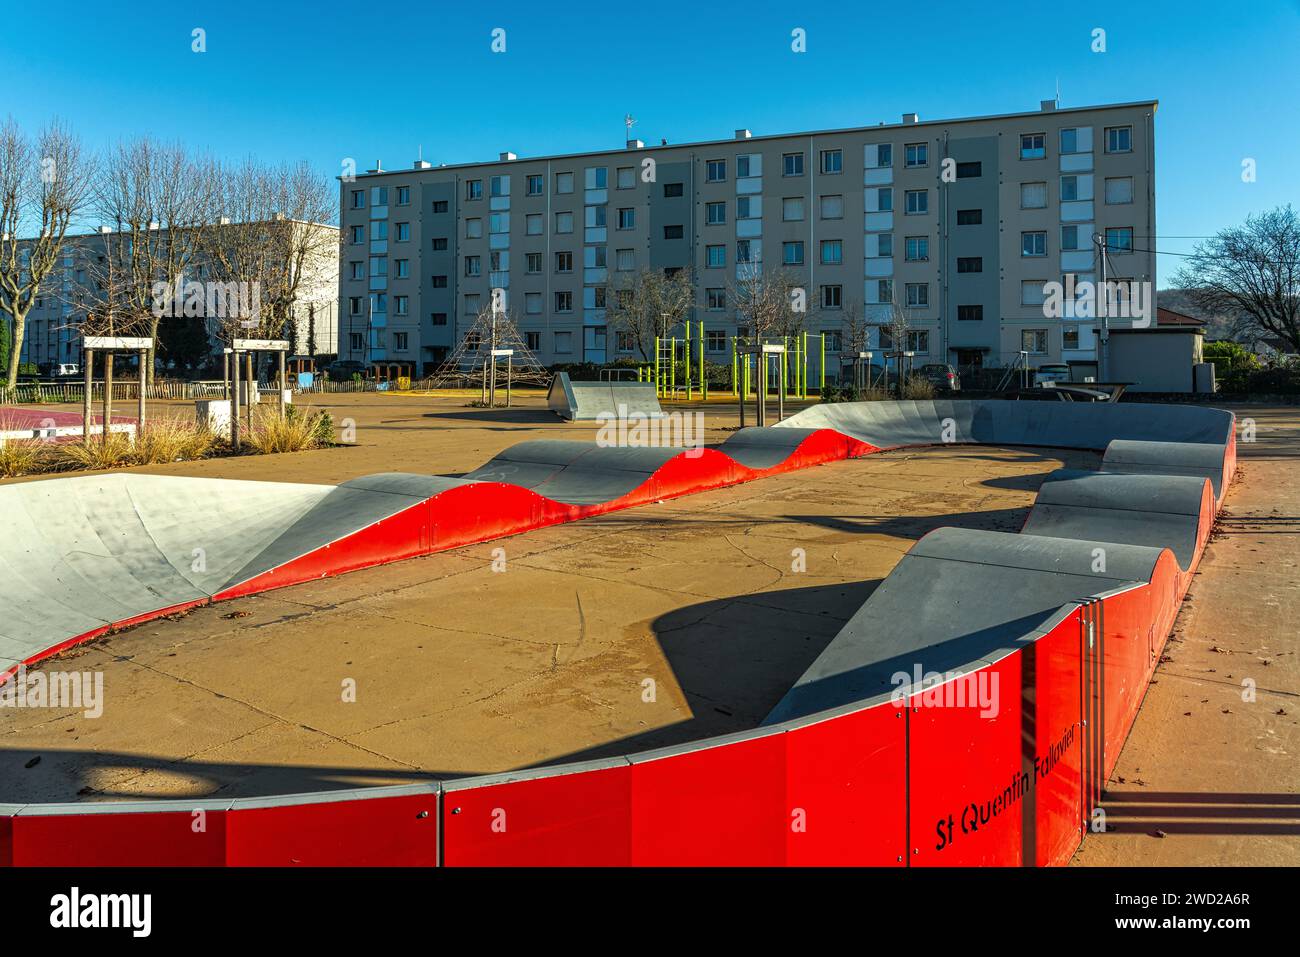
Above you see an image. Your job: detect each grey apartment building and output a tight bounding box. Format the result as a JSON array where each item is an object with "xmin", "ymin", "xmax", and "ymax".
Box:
[{"xmin": 338, "ymin": 99, "xmax": 1155, "ymax": 378}]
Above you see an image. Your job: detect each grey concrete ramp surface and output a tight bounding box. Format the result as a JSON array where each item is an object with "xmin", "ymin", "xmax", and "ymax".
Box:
[
  {"xmin": 765, "ymin": 526, "xmax": 1167, "ymax": 724},
  {"xmin": 0, "ymin": 474, "xmax": 334, "ymax": 668},
  {"xmin": 1101, "ymin": 439, "xmax": 1231, "ymax": 499},
  {"xmin": 776, "ymin": 399, "xmax": 1234, "ymax": 452},
  {"xmin": 547, "ymin": 372, "xmax": 664, "ymax": 421},
  {"xmin": 466, "ymin": 439, "xmax": 683, "ymax": 505},
  {"xmin": 1022, "ymin": 470, "xmax": 1212, "ymax": 570},
  {"xmin": 716, "ymin": 427, "xmax": 825, "ymax": 470}
]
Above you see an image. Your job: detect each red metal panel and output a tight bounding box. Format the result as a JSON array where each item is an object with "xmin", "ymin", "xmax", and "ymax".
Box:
[
  {"xmin": 10, "ymin": 810, "xmax": 227, "ymax": 866},
  {"xmin": 784, "ymin": 702, "xmax": 907, "ymax": 865},
  {"xmin": 908, "ymin": 654, "xmax": 1024, "ymax": 866},
  {"xmin": 0, "ymin": 811, "xmax": 12, "ymax": 867},
  {"xmin": 631, "ymin": 733, "xmax": 787, "ymax": 866},
  {"xmin": 442, "ymin": 764, "xmax": 632, "ymax": 866},
  {"xmin": 225, "ymin": 792, "xmax": 438, "ymax": 866},
  {"xmin": 1026, "ymin": 614, "xmax": 1084, "ymax": 867}
]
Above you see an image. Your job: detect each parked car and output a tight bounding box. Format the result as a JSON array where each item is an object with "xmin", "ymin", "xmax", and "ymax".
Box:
[
  {"xmin": 1033, "ymin": 363, "xmax": 1071, "ymax": 385},
  {"xmin": 325, "ymin": 360, "xmax": 367, "ymax": 380},
  {"xmin": 918, "ymin": 363, "xmax": 961, "ymax": 392}
]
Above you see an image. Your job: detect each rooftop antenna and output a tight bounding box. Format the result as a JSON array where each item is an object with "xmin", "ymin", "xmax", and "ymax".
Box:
[
  {"xmin": 624, "ymin": 113, "xmax": 636, "ymax": 144},
  {"xmin": 1055, "ymin": 77, "xmax": 1061, "ymax": 108}
]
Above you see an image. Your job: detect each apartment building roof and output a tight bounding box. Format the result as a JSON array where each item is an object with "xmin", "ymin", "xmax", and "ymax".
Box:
[{"xmin": 344, "ymin": 99, "xmax": 1159, "ymax": 181}]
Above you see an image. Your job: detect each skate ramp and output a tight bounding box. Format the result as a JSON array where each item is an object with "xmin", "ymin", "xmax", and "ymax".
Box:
[
  {"xmin": 1100, "ymin": 439, "xmax": 1232, "ymax": 500},
  {"xmin": 764, "ymin": 527, "xmax": 1167, "ymax": 724},
  {"xmin": 548, "ymin": 372, "xmax": 664, "ymax": 422}
]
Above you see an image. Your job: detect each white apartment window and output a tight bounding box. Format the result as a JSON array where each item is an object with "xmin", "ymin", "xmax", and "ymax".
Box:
[
  {"xmin": 1105, "ymin": 227, "xmax": 1134, "ymax": 253},
  {"xmin": 464, "ymin": 293, "xmax": 480, "ymax": 314},
  {"xmin": 706, "ymin": 159, "xmax": 726, "ymax": 182},
  {"xmin": 585, "ymin": 205, "xmax": 606, "ymax": 228},
  {"xmin": 555, "ymin": 172, "xmax": 574, "ymax": 193},
  {"xmin": 904, "ymin": 189, "xmax": 928, "ymax": 214},
  {"xmin": 349, "ymin": 297, "xmax": 363, "ymax": 315},
  {"xmin": 394, "ymin": 332, "xmax": 409, "ymax": 350},
  {"xmin": 349, "ymin": 332, "xmax": 364, "ymax": 350},
  {"xmin": 876, "ymin": 187, "xmax": 893, "ymax": 212},
  {"xmin": 820, "ymin": 194, "xmax": 843, "ymax": 219},
  {"xmin": 1022, "ymin": 231, "xmax": 1047, "ymax": 257},
  {"xmin": 876, "ymin": 233, "xmax": 893, "ymax": 257},
  {"xmin": 527, "ymin": 174, "xmax": 544, "ymax": 196},
  {"xmin": 875, "ymin": 143, "xmax": 893, "ymax": 168},
  {"xmin": 706, "ymin": 245, "xmax": 725, "ymax": 268},
  {"xmin": 351, "ymin": 190, "xmax": 365, "ymax": 209},
  {"xmin": 783, "ymin": 241, "xmax": 804, "ymax": 265},
  {"xmin": 464, "ymin": 256, "xmax": 481, "ymax": 277},
  {"xmin": 371, "ymin": 221, "xmax": 388, "ymax": 242},
  {"xmin": 351, "ymin": 225, "xmax": 365, "ymax": 244},
  {"xmin": 1021, "ymin": 329, "xmax": 1048, "ymax": 354},
  {"xmin": 555, "ymin": 291, "xmax": 573, "ymax": 312},
  {"xmin": 526, "ymin": 292, "xmax": 542, "ymax": 314},
  {"xmin": 1060, "ymin": 175, "xmax": 1079, "ymax": 202},
  {"xmin": 525, "ymin": 331, "xmax": 540, "ymax": 350},
  {"xmin": 349, "ymin": 261, "xmax": 364, "ymax": 280},
  {"xmin": 395, "ymin": 258, "xmax": 410, "ymax": 277},
  {"xmin": 907, "ymin": 330, "xmax": 929, "ymax": 354},
  {"xmin": 905, "ymin": 143, "xmax": 927, "ymax": 167},
  {"xmin": 526, "ymin": 213, "xmax": 542, "ymax": 235},
  {"xmin": 526, "ymin": 252, "xmax": 542, "ymax": 273},
  {"xmin": 1059, "ymin": 128, "xmax": 1082, "ymax": 154},
  {"xmin": 737, "ymin": 196, "xmax": 758, "ymax": 219},
  {"xmin": 1021, "ymin": 281, "xmax": 1047, "ymax": 306},
  {"xmin": 1105, "ymin": 176, "xmax": 1134, "ymax": 205},
  {"xmin": 1020, "ymin": 182, "xmax": 1047, "ymax": 209},
  {"xmin": 783, "ymin": 152, "xmax": 804, "ymax": 176},
  {"xmin": 1020, "ymin": 133, "xmax": 1046, "ymax": 160},
  {"xmin": 394, "ymin": 296, "xmax": 408, "ymax": 315},
  {"xmin": 612, "ymin": 207, "xmax": 632, "ymax": 230},
  {"xmin": 554, "ymin": 331, "xmax": 573, "ymax": 354},
  {"xmin": 490, "ymin": 176, "xmax": 508, "ymax": 198},
  {"xmin": 820, "ymin": 149, "xmax": 842, "ymax": 174},
  {"xmin": 1061, "ymin": 225, "xmax": 1080, "ymax": 251},
  {"xmin": 820, "ymin": 239, "xmax": 842, "ymax": 265},
  {"xmin": 489, "ymin": 250, "xmax": 507, "ymax": 271},
  {"xmin": 821, "ymin": 285, "xmax": 842, "ymax": 309},
  {"xmin": 905, "ymin": 283, "xmax": 928, "ymax": 307},
  {"xmin": 706, "ymin": 201, "xmax": 726, "ymax": 225},
  {"xmin": 616, "ymin": 167, "xmax": 635, "ymax": 189},
  {"xmin": 555, "ymin": 251, "xmax": 573, "ymax": 273},
  {"xmin": 877, "ymin": 279, "xmax": 893, "ymax": 303},
  {"xmin": 369, "ymin": 256, "xmax": 387, "ymax": 277},
  {"xmin": 616, "ymin": 248, "xmax": 635, "ymax": 271},
  {"xmin": 706, "ymin": 287, "xmax": 725, "ymax": 310},
  {"xmin": 555, "ymin": 211, "xmax": 574, "ymax": 233},
  {"xmin": 466, "ymin": 218, "xmax": 483, "ymax": 239},
  {"xmin": 371, "ymin": 186, "xmax": 388, "ymax": 207},
  {"xmin": 1063, "ymin": 326, "xmax": 1080, "ymax": 349},
  {"xmin": 395, "ymin": 222, "xmax": 410, "ymax": 241},
  {"xmin": 490, "ymin": 212, "xmax": 509, "ymax": 233},
  {"xmin": 737, "ymin": 155, "xmax": 755, "ymax": 177},
  {"xmin": 782, "ymin": 197, "xmax": 805, "ymax": 221},
  {"xmin": 905, "ymin": 236, "xmax": 928, "ymax": 261},
  {"xmin": 1105, "ymin": 126, "xmax": 1132, "ymax": 153},
  {"xmin": 736, "ymin": 239, "xmax": 752, "ymax": 262},
  {"xmin": 466, "ymin": 179, "xmax": 483, "ymax": 200},
  {"xmin": 585, "ymin": 167, "xmax": 608, "ymax": 190}
]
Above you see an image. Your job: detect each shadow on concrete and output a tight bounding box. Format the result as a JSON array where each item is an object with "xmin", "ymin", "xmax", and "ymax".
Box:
[{"xmin": 1096, "ymin": 790, "xmax": 1300, "ymax": 837}]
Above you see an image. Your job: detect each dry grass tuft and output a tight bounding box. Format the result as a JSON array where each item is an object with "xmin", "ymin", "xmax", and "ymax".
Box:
[
  {"xmin": 244, "ymin": 405, "xmax": 333, "ymax": 454},
  {"xmin": 133, "ymin": 416, "xmax": 221, "ymax": 464},
  {"xmin": 902, "ymin": 377, "xmax": 937, "ymax": 400},
  {"xmin": 0, "ymin": 439, "xmax": 52, "ymax": 478}
]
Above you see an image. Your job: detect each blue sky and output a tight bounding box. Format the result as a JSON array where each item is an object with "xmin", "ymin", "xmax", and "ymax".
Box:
[{"xmin": 2, "ymin": 0, "xmax": 1296, "ymax": 284}]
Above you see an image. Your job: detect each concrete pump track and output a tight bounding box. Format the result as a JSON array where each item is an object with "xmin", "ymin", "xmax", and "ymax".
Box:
[{"xmin": 0, "ymin": 399, "xmax": 1236, "ymax": 866}]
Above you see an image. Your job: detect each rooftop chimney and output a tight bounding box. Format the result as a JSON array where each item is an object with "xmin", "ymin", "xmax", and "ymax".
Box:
[
  {"xmin": 902, "ymin": 113, "xmax": 919, "ymax": 125},
  {"xmin": 1040, "ymin": 99, "xmax": 1057, "ymax": 112},
  {"xmin": 734, "ymin": 128, "xmax": 751, "ymax": 139},
  {"xmin": 413, "ymin": 159, "xmax": 432, "ymax": 169},
  {"xmin": 366, "ymin": 160, "xmax": 384, "ymax": 174},
  {"xmin": 499, "ymin": 151, "xmax": 517, "ymax": 161},
  {"xmin": 626, "ymin": 138, "xmax": 644, "ymax": 149}
]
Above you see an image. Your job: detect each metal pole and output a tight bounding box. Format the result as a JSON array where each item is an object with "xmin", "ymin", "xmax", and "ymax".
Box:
[
  {"xmin": 506, "ymin": 355, "xmax": 512, "ymax": 408},
  {"xmin": 489, "ymin": 356, "xmax": 497, "ymax": 407},
  {"xmin": 731, "ymin": 339, "xmax": 738, "ymax": 397},
  {"xmin": 102, "ymin": 353, "xmax": 113, "ymax": 448},
  {"xmin": 738, "ymin": 353, "xmax": 746, "ymax": 429},
  {"xmin": 137, "ymin": 348, "xmax": 146, "ymax": 440},
  {"xmin": 684, "ymin": 323, "xmax": 691, "ymax": 401},
  {"xmin": 819, "ymin": 334, "xmax": 826, "ymax": 391},
  {"xmin": 82, "ymin": 348, "xmax": 93, "ymax": 445},
  {"xmin": 231, "ymin": 349, "xmax": 241, "ymax": 449},
  {"xmin": 654, "ymin": 337, "xmax": 660, "ymax": 398},
  {"xmin": 278, "ymin": 350, "xmax": 287, "ymax": 419},
  {"xmin": 756, "ymin": 354, "xmax": 766, "ymax": 429},
  {"xmin": 222, "ymin": 351, "xmax": 229, "ymax": 400},
  {"xmin": 778, "ymin": 352, "xmax": 786, "ymax": 421},
  {"xmin": 697, "ymin": 320, "xmax": 704, "ymax": 401}
]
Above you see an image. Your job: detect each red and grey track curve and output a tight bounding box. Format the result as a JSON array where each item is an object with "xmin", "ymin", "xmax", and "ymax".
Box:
[{"xmin": 0, "ymin": 400, "xmax": 1235, "ymax": 866}]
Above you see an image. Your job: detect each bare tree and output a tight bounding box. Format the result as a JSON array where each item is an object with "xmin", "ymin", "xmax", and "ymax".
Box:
[
  {"xmin": 204, "ymin": 159, "xmax": 336, "ymax": 351},
  {"xmin": 0, "ymin": 118, "xmax": 94, "ymax": 387},
  {"xmin": 1173, "ymin": 205, "xmax": 1300, "ymax": 353},
  {"xmin": 604, "ymin": 267, "xmax": 695, "ymax": 359},
  {"xmin": 730, "ymin": 264, "xmax": 806, "ymax": 341},
  {"xmin": 93, "ymin": 137, "xmax": 217, "ymax": 382}
]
